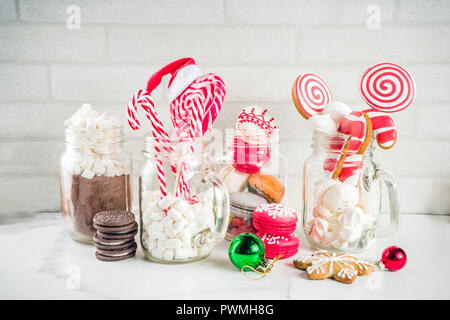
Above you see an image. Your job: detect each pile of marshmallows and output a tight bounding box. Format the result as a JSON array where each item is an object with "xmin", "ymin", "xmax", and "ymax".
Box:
[
  {"xmin": 62, "ymin": 104, "xmax": 130, "ymax": 179},
  {"xmin": 141, "ymin": 189, "xmax": 215, "ymax": 261}
]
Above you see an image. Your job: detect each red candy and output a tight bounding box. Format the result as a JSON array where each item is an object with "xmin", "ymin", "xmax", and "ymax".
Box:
[
  {"xmin": 232, "ymin": 137, "xmax": 270, "ymax": 174},
  {"xmin": 231, "ymin": 217, "xmax": 244, "ymax": 227}
]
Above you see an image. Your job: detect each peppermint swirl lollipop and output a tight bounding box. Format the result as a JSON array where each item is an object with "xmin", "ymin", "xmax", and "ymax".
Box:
[
  {"xmin": 360, "ymin": 63, "xmax": 416, "ymax": 113},
  {"xmin": 170, "ymin": 73, "xmax": 225, "ymax": 137},
  {"xmin": 292, "ymin": 73, "xmax": 332, "ymax": 119}
]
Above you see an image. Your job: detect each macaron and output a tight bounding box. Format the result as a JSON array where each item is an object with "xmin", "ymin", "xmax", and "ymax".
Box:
[
  {"xmin": 253, "ymin": 204, "xmax": 298, "ymax": 236},
  {"xmin": 248, "ymin": 172, "xmax": 285, "ymax": 204},
  {"xmin": 257, "ymin": 232, "xmax": 299, "ymax": 259},
  {"xmin": 232, "ymin": 136, "xmax": 270, "ymax": 174}
]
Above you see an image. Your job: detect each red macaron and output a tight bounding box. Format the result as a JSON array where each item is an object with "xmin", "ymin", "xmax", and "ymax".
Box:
[
  {"xmin": 232, "ymin": 136, "xmax": 270, "ymax": 174},
  {"xmin": 257, "ymin": 232, "xmax": 299, "ymax": 259},
  {"xmin": 253, "ymin": 204, "xmax": 298, "ymax": 236}
]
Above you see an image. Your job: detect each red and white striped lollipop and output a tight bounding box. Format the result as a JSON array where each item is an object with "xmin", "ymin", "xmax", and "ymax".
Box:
[
  {"xmin": 364, "ymin": 109, "xmax": 397, "ymax": 150},
  {"xmin": 360, "ymin": 63, "xmax": 416, "ymax": 113},
  {"xmin": 291, "ymin": 73, "xmax": 332, "ymax": 120},
  {"xmin": 170, "ymin": 73, "xmax": 225, "ymax": 137}
]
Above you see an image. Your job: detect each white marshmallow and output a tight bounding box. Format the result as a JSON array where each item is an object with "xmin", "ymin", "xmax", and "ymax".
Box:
[
  {"xmin": 165, "ymin": 225, "xmax": 178, "ymax": 238},
  {"xmin": 81, "ymin": 168, "xmax": 95, "ymax": 179},
  {"xmin": 323, "ymin": 101, "xmax": 352, "ymax": 124},
  {"xmin": 158, "ymin": 196, "xmax": 173, "ymax": 210},
  {"xmin": 163, "ymin": 249, "xmax": 175, "ymax": 261},
  {"xmin": 175, "ymin": 248, "xmax": 189, "ymax": 260},
  {"xmin": 150, "ymin": 247, "xmax": 164, "ymax": 259},
  {"xmin": 164, "ymin": 239, "xmax": 182, "ymax": 249},
  {"xmin": 168, "ymin": 208, "xmax": 183, "ymax": 221},
  {"xmin": 310, "ymin": 114, "xmax": 338, "ymax": 134},
  {"xmin": 161, "ymin": 216, "xmax": 174, "ymax": 227},
  {"xmin": 150, "ymin": 211, "xmax": 165, "ymax": 221},
  {"xmin": 174, "ymin": 218, "xmax": 188, "ymax": 231}
]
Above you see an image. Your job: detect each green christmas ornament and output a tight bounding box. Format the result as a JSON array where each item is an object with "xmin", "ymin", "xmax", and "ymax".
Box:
[{"xmin": 228, "ymin": 233, "xmax": 266, "ymax": 270}]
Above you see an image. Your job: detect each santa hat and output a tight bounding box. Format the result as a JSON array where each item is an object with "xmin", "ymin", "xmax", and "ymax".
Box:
[{"xmin": 146, "ymin": 57, "xmax": 204, "ymax": 104}]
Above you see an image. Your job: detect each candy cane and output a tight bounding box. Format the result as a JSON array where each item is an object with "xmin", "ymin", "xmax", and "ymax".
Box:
[
  {"xmin": 127, "ymin": 90, "xmax": 194, "ymax": 200},
  {"xmin": 364, "ymin": 109, "xmax": 397, "ymax": 150},
  {"xmin": 127, "ymin": 90, "xmax": 170, "ymax": 196},
  {"xmin": 360, "ymin": 63, "xmax": 416, "ymax": 113}
]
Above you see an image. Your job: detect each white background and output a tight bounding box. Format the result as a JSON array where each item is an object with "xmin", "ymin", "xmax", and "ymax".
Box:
[{"xmin": 0, "ymin": 0, "xmax": 449, "ymax": 215}]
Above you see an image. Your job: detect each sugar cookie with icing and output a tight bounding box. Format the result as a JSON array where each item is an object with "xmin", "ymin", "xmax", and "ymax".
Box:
[{"xmin": 293, "ymin": 251, "xmax": 375, "ymax": 284}]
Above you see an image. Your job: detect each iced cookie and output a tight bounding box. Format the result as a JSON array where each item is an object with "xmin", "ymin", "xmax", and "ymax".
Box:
[{"xmin": 293, "ymin": 251, "xmax": 375, "ymax": 284}]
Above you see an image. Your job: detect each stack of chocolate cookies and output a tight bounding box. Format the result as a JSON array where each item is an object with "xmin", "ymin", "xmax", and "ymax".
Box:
[{"xmin": 93, "ymin": 210, "xmax": 138, "ymax": 262}]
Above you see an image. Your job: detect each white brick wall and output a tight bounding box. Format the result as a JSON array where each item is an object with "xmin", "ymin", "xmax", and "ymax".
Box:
[{"xmin": 0, "ymin": 0, "xmax": 448, "ymax": 215}]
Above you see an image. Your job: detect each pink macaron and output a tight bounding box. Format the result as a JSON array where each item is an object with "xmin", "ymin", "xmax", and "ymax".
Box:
[
  {"xmin": 232, "ymin": 136, "xmax": 270, "ymax": 174},
  {"xmin": 257, "ymin": 232, "xmax": 299, "ymax": 259},
  {"xmin": 253, "ymin": 204, "xmax": 298, "ymax": 236}
]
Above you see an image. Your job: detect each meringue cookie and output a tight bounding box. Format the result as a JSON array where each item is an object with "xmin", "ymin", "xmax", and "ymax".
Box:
[
  {"xmin": 313, "ymin": 179, "xmax": 341, "ymax": 201},
  {"xmin": 308, "ymin": 217, "xmax": 329, "ymax": 243},
  {"xmin": 323, "ymin": 101, "xmax": 352, "ymax": 124},
  {"xmin": 322, "ymin": 183, "xmax": 358, "ymax": 213},
  {"xmin": 309, "ymin": 114, "xmax": 337, "ymax": 134}
]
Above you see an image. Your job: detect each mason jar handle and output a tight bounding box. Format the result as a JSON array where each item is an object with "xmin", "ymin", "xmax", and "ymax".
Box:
[
  {"xmin": 192, "ymin": 169, "xmax": 230, "ymax": 246},
  {"xmin": 374, "ymin": 167, "xmax": 400, "ymax": 238}
]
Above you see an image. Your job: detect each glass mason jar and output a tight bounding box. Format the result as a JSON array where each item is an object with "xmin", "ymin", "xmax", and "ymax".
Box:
[
  {"xmin": 139, "ymin": 134, "xmax": 230, "ymax": 264},
  {"xmin": 60, "ymin": 126, "xmax": 132, "ymax": 243},
  {"xmin": 302, "ymin": 132, "xmax": 400, "ymax": 253},
  {"xmin": 217, "ymin": 129, "xmax": 288, "ymax": 240}
]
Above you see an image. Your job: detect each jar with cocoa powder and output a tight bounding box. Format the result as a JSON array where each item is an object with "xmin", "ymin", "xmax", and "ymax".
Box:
[{"xmin": 60, "ymin": 104, "xmax": 132, "ymax": 243}]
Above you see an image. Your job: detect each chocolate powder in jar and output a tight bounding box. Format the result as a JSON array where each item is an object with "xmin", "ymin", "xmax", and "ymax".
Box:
[{"xmin": 62, "ymin": 174, "xmax": 131, "ymax": 238}]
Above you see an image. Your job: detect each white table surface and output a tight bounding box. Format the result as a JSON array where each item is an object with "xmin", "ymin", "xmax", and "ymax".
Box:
[{"xmin": 0, "ymin": 212, "xmax": 449, "ymax": 300}]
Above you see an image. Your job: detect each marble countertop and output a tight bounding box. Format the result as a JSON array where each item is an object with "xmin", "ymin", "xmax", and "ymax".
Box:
[{"xmin": 0, "ymin": 212, "xmax": 449, "ymax": 299}]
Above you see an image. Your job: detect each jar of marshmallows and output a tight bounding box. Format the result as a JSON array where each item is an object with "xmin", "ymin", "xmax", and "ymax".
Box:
[
  {"xmin": 139, "ymin": 134, "xmax": 230, "ymax": 263},
  {"xmin": 302, "ymin": 132, "xmax": 400, "ymax": 253},
  {"xmin": 218, "ymin": 106, "xmax": 288, "ymax": 240},
  {"xmin": 60, "ymin": 104, "xmax": 132, "ymax": 243}
]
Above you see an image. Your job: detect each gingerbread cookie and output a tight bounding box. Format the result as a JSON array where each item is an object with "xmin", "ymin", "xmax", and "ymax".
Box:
[{"xmin": 293, "ymin": 251, "xmax": 375, "ymax": 284}]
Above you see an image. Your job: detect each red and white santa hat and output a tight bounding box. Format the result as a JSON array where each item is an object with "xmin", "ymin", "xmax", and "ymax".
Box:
[{"xmin": 146, "ymin": 57, "xmax": 204, "ymax": 104}]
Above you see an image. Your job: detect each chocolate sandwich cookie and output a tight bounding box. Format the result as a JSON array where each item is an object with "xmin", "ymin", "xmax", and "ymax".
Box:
[
  {"xmin": 94, "ymin": 237, "xmax": 135, "ymax": 250},
  {"xmin": 96, "ymin": 228, "xmax": 138, "ymax": 240},
  {"xmin": 94, "ymin": 233, "xmax": 136, "ymax": 245},
  {"xmin": 93, "ymin": 210, "xmax": 138, "ymax": 262},
  {"xmin": 94, "ymin": 221, "xmax": 138, "ymax": 233},
  {"xmin": 95, "ymin": 242, "xmax": 137, "ymax": 262},
  {"xmin": 95, "ymin": 250, "xmax": 137, "ymax": 262}
]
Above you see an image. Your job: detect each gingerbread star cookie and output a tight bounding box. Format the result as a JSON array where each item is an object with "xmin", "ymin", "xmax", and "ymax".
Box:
[{"xmin": 293, "ymin": 251, "xmax": 375, "ymax": 284}]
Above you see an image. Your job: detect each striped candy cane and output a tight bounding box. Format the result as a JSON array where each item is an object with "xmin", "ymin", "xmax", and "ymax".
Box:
[{"xmin": 127, "ymin": 90, "xmax": 194, "ymax": 200}]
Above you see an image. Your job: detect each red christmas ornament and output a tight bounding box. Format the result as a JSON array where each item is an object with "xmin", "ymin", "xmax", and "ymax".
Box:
[{"xmin": 381, "ymin": 246, "xmax": 407, "ymax": 271}]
